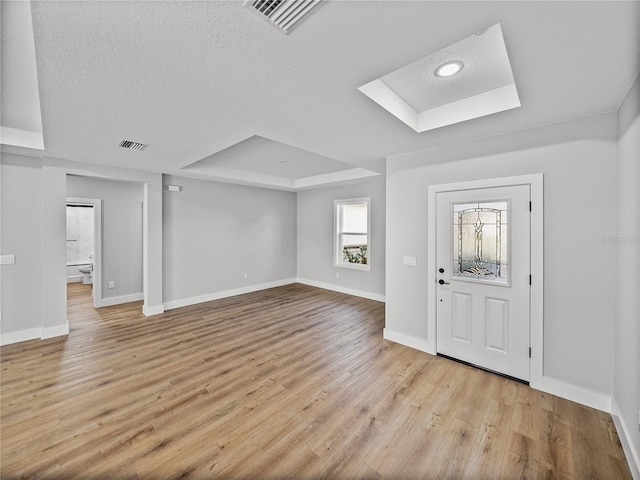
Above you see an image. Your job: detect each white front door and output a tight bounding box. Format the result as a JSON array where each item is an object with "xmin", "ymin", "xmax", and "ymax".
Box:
[{"xmin": 436, "ymin": 185, "xmax": 530, "ymax": 381}]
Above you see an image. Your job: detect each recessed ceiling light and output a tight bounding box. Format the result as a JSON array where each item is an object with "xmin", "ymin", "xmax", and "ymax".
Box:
[
  {"xmin": 434, "ymin": 61, "xmax": 464, "ymax": 78},
  {"xmin": 358, "ymin": 24, "xmax": 520, "ymax": 133}
]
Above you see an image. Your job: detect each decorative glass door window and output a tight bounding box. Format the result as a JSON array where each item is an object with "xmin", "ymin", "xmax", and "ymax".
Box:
[{"xmin": 452, "ymin": 201, "xmax": 508, "ymax": 284}]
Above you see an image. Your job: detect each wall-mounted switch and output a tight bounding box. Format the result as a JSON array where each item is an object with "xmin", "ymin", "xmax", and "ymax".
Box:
[
  {"xmin": 403, "ymin": 256, "xmax": 417, "ymax": 266},
  {"xmin": 0, "ymin": 255, "xmax": 15, "ymax": 265},
  {"xmin": 167, "ymin": 185, "xmax": 181, "ymax": 192}
]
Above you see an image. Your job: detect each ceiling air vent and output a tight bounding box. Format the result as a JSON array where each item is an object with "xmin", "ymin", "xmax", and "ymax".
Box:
[
  {"xmin": 244, "ymin": 0, "xmax": 322, "ymax": 34},
  {"xmin": 118, "ymin": 139, "xmax": 148, "ymax": 151}
]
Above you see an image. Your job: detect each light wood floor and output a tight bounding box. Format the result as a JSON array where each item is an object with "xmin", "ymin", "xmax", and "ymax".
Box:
[{"xmin": 1, "ymin": 283, "xmax": 631, "ymax": 479}]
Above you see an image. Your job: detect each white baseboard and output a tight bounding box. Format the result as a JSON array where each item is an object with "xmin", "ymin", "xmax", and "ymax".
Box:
[
  {"xmin": 296, "ymin": 278, "xmax": 385, "ymax": 303},
  {"xmin": 383, "ymin": 328, "xmax": 614, "ymax": 415},
  {"xmin": 531, "ymin": 375, "xmax": 612, "ymax": 413},
  {"xmin": 163, "ymin": 278, "xmax": 298, "ymax": 311},
  {"xmin": 66, "ymin": 276, "xmax": 83, "ymax": 283},
  {"xmin": 0, "ymin": 327, "xmax": 41, "ymax": 346},
  {"xmin": 96, "ymin": 292, "xmax": 144, "ymax": 308},
  {"xmin": 383, "ymin": 328, "xmax": 435, "ymax": 355},
  {"xmin": 41, "ymin": 322, "xmax": 69, "ymax": 340},
  {"xmin": 612, "ymin": 398, "xmax": 640, "ymax": 480},
  {"xmin": 143, "ymin": 304, "xmax": 165, "ymax": 316},
  {"xmin": 1, "ymin": 322, "xmax": 70, "ymax": 346}
]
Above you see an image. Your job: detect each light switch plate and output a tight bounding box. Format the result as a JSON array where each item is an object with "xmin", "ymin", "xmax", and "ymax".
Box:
[
  {"xmin": 403, "ymin": 255, "xmax": 417, "ymax": 266},
  {"xmin": 1, "ymin": 255, "xmax": 15, "ymax": 265}
]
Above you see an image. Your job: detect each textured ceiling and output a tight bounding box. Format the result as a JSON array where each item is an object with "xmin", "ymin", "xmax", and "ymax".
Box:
[{"xmin": 2, "ymin": 1, "xmax": 639, "ymax": 189}]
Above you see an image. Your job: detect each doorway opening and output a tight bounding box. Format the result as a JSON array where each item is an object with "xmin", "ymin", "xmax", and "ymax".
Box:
[
  {"xmin": 66, "ymin": 196, "xmax": 102, "ymax": 309},
  {"xmin": 66, "ymin": 203, "xmax": 94, "ymax": 283}
]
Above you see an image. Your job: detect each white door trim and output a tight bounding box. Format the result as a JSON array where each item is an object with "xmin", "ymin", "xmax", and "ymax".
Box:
[{"xmin": 427, "ymin": 174, "xmax": 543, "ymax": 387}]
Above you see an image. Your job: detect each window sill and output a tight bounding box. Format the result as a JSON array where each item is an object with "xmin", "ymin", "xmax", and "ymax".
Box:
[{"xmin": 335, "ymin": 263, "xmax": 370, "ymax": 272}]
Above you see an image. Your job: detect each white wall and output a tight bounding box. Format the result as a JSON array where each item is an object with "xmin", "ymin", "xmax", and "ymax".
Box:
[
  {"xmin": 297, "ymin": 178, "xmax": 385, "ymax": 301},
  {"xmin": 162, "ymin": 175, "xmax": 297, "ymax": 307},
  {"xmin": 0, "ymin": 155, "xmax": 163, "ymax": 344},
  {"xmin": 67, "ymin": 175, "xmax": 144, "ymax": 300},
  {"xmin": 386, "ymin": 112, "xmax": 618, "ymax": 401},
  {"xmin": 0, "ymin": 153, "xmax": 43, "ymax": 340},
  {"xmin": 614, "ymin": 73, "xmax": 640, "ymax": 474}
]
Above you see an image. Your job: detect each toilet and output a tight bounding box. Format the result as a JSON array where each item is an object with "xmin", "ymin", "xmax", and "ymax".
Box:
[{"xmin": 78, "ymin": 264, "xmax": 92, "ymax": 284}]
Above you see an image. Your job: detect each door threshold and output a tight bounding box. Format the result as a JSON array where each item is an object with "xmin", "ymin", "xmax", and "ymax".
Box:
[{"xmin": 437, "ymin": 353, "xmax": 529, "ymax": 386}]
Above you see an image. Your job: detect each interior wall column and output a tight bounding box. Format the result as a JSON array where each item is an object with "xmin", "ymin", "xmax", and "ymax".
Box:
[
  {"xmin": 143, "ymin": 174, "xmax": 163, "ymax": 315},
  {"xmin": 41, "ymin": 160, "xmax": 69, "ymax": 337}
]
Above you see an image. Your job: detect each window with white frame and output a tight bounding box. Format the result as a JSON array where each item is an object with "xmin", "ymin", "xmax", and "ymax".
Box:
[{"xmin": 335, "ymin": 197, "xmax": 370, "ymax": 270}]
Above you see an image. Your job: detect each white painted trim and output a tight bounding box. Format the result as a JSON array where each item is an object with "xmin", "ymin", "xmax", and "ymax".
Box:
[
  {"xmin": 163, "ymin": 278, "xmax": 298, "ymax": 311},
  {"xmin": 173, "ymin": 167, "xmax": 380, "ymax": 192},
  {"xmin": 0, "ymin": 142, "xmax": 45, "ymax": 159},
  {"xmin": 528, "ymin": 174, "xmax": 544, "ymax": 387},
  {"xmin": 295, "ymin": 169, "xmax": 380, "ymax": 189},
  {"xmin": 383, "ymin": 328, "xmax": 434, "ymax": 354},
  {"xmin": 95, "ymin": 293, "xmax": 144, "ymax": 308},
  {"xmin": 66, "ymin": 275, "xmax": 83, "ymax": 283},
  {"xmin": 427, "ymin": 174, "xmax": 544, "ymax": 384},
  {"xmin": 41, "ymin": 322, "xmax": 69, "ymax": 340},
  {"xmin": 143, "ymin": 304, "xmax": 165, "ymax": 316},
  {"xmin": 416, "ymin": 84, "xmax": 520, "ymax": 133},
  {"xmin": 611, "ymin": 398, "xmax": 640, "ymax": 480},
  {"xmin": 164, "ymin": 278, "xmax": 384, "ymax": 313},
  {"xmin": 358, "ymin": 79, "xmax": 418, "ymax": 130},
  {"xmin": 532, "ymin": 376, "xmax": 611, "ymax": 413},
  {"xmin": 0, "ymin": 126, "xmax": 44, "ymax": 150},
  {"xmin": 426, "ymin": 183, "xmax": 438, "ymax": 354},
  {"xmin": 0, "ymin": 327, "xmax": 41, "ymax": 346},
  {"xmin": 296, "ymin": 278, "xmax": 385, "ymax": 302},
  {"xmin": 1, "ymin": 322, "xmax": 70, "ymax": 345}
]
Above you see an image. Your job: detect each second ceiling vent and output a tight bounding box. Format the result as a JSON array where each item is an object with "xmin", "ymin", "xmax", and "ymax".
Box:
[
  {"xmin": 118, "ymin": 139, "xmax": 148, "ymax": 151},
  {"xmin": 244, "ymin": 0, "xmax": 322, "ymax": 34}
]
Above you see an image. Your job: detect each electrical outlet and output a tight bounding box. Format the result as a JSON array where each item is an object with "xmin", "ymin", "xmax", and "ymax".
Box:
[
  {"xmin": 0, "ymin": 254, "xmax": 15, "ymax": 265},
  {"xmin": 108, "ymin": 281, "xmax": 115, "ymax": 289},
  {"xmin": 335, "ymin": 272, "xmax": 340, "ymax": 279},
  {"xmin": 243, "ymin": 273, "xmax": 248, "ymax": 280}
]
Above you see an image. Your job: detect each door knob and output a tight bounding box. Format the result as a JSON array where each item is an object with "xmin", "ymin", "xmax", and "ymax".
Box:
[
  {"xmin": 438, "ymin": 279, "xmax": 450, "ymax": 285},
  {"xmin": 439, "ymin": 268, "xmax": 445, "ymax": 273}
]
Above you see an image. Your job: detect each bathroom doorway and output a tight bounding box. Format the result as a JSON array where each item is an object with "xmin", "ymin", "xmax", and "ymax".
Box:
[{"xmin": 66, "ymin": 197, "xmax": 102, "ymax": 307}]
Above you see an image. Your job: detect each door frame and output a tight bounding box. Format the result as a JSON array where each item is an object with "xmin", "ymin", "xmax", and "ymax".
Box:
[
  {"xmin": 427, "ymin": 174, "xmax": 544, "ymax": 386},
  {"xmin": 67, "ymin": 196, "xmax": 102, "ymax": 308}
]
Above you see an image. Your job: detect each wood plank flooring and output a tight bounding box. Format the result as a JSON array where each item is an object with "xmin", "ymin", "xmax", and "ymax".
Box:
[{"xmin": 0, "ymin": 283, "xmax": 631, "ymax": 479}]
